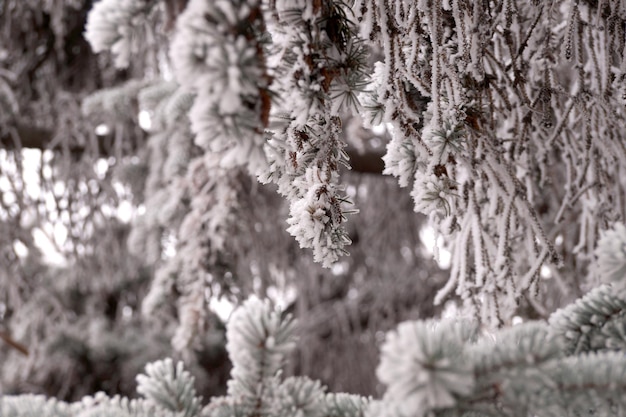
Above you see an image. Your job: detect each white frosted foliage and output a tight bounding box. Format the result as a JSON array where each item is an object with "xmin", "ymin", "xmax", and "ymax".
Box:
[
  {"xmin": 170, "ymin": 0, "xmax": 268, "ymax": 175},
  {"xmin": 382, "ymin": 129, "xmax": 420, "ymax": 188},
  {"xmin": 411, "ymin": 170, "xmax": 457, "ymax": 219},
  {"xmin": 84, "ymin": 0, "xmax": 151, "ymax": 68},
  {"xmin": 226, "ymin": 297, "xmax": 297, "ymax": 399},
  {"xmin": 286, "ymin": 165, "xmax": 351, "ymax": 268},
  {"xmin": 421, "ymin": 107, "xmax": 466, "ymax": 163},
  {"xmin": 257, "ymin": 1, "xmax": 367, "ymax": 268},
  {"xmin": 275, "ymin": 377, "xmax": 327, "ymax": 417},
  {"xmin": 358, "ymin": 62, "xmax": 386, "ymax": 129},
  {"xmin": 595, "ymin": 223, "xmax": 626, "ymax": 291},
  {"xmin": 136, "ymin": 358, "xmax": 201, "ymax": 417},
  {"xmin": 376, "ymin": 320, "xmax": 474, "ymax": 417}
]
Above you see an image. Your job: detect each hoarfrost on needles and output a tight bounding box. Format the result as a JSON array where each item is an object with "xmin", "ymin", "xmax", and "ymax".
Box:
[
  {"xmin": 226, "ymin": 296, "xmax": 296, "ymax": 391},
  {"xmin": 84, "ymin": 0, "xmax": 150, "ymax": 68},
  {"xmin": 377, "ymin": 320, "xmax": 474, "ymax": 417}
]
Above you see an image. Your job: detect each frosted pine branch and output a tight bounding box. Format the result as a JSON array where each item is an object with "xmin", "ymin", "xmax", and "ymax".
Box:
[
  {"xmin": 85, "ymin": 0, "xmax": 154, "ymax": 68},
  {"xmin": 136, "ymin": 358, "xmax": 201, "ymax": 417},
  {"xmin": 170, "ymin": 0, "xmax": 270, "ymax": 175}
]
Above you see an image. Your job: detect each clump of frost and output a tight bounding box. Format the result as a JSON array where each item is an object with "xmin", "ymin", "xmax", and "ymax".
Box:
[
  {"xmin": 275, "ymin": 377, "xmax": 327, "ymax": 417},
  {"xmin": 412, "ymin": 170, "xmax": 458, "ymax": 218},
  {"xmin": 422, "ymin": 109, "xmax": 466, "ymax": 163},
  {"xmin": 286, "ymin": 166, "xmax": 351, "ymax": 268},
  {"xmin": 382, "ymin": 127, "xmax": 421, "ymax": 189}
]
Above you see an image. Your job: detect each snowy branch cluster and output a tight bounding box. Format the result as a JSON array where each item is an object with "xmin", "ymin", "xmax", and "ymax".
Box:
[
  {"xmin": 170, "ymin": 0, "xmax": 270, "ymax": 175},
  {"xmin": 127, "ymin": 84, "xmax": 246, "ymax": 351},
  {"xmin": 79, "ymin": 0, "xmax": 626, "ymax": 340},
  {"xmin": 82, "ymin": 0, "xmax": 626, "ymax": 326},
  {"xmin": 355, "ymin": 0, "xmax": 626, "ymax": 323},
  {"xmin": 259, "ymin": 0, "xmax": 368, "ymax": 266},
  {"xmin": 84, "ymin": 0, "xmax": 156, "ymax": 68},
  {"xmin": 372, "ymin": 285, "xmax": 626, "ymax": 417},
  {"xmin": 162, "ymin": 0, "xmax": 369, "ymax": 268},
  {"xmin": 5, "ymin": 258, "xmax": 626, "ymax": 416},
  {"xmin": 82, "ymin": 74, "xmax": 235, "ymax": 352},
  {"xmin": 5, "ymin": 0, "xmax": 626, "ymax": 414},
  {"xmin": 1, "ymin": 298, "xmax": 369, "ymax": 417}
]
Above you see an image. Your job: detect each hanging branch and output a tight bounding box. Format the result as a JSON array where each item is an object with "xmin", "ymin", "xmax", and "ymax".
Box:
[{"xmin": 0, "ymin": 329, "xmax": 29, "ymax": 356}]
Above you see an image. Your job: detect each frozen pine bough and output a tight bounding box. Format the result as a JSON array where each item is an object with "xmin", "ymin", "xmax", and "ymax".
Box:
[
  {"xmin": 83, "ymin": 0, "xmax": 626, "ymax": 330},
  {"xmin": 365, "ymin": 225, "xmax": 626, "ymax": 417},
  {"xmin": 4, "ymin": 243, "xmax": 626, "ymax": 417},
  {"xmin": 353, "ymin": 0, "xmax": 626, "ymax": 325},
  {"xmin": 0, "ymin": 297, "xmax": 368, "ymax": 417}
]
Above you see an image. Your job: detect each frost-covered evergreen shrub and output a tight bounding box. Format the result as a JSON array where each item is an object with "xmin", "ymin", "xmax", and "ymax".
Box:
[
  {"xmin": 4, "ymin": 0, "xmax": 626, "ymax": 415},
  {"xmin": 1, "ymin": 297, "xmax": 369, "ymax": 417},
  {"xmin": 4, "ymin": 268, "xmax": 626, "ymax": 417},
  {"xmin": 366, "ymin": 223, "xmax": 626, "ymax": 417}
]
